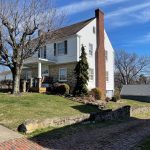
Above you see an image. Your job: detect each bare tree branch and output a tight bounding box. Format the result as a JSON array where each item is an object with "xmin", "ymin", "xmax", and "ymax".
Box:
[
  {"xmin": 0, "ymin": 0, "xmax": 65, "ymax": 93},
  {"xmin": 115, "ymin": 50, "xmax": 150, "ymax": 88}
]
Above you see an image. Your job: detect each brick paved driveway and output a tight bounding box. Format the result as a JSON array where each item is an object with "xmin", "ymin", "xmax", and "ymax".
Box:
[
  {"xmin": 31, "ymin": 118, "xmax": 150, "ymax": 150},
  {"xmin": 1, "ymin": 118, "xmax": 150, "ymax": 150}
]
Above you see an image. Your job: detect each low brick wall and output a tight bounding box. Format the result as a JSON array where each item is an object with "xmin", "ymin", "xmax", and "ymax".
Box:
[{"xmin": 18, "ymin": 106, "xmax": 131, "ymax": 134}]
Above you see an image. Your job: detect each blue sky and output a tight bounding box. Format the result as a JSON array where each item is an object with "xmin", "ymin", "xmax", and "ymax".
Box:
[
  {"xmin": 54, "ymin": 0, "xmax": 150, "ymax": 56},
  {"xmin": 0, "ymin": 0, "xmax": 150, "ymax": 72}
]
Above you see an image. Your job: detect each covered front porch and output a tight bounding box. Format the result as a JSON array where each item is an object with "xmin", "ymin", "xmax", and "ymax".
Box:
[{"xmin": 22, "ymin": 58, "xmax": 56, "ymax": 92}]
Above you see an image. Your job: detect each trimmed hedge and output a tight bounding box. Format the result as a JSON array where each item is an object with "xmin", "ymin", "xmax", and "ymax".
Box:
[
  {"xmin": 91, "ymin": 88, "xmax": 102, "ymax": 100},
  {"xmin": 53, "ymin": 83, "xmax": 70, "ymax": 95}
]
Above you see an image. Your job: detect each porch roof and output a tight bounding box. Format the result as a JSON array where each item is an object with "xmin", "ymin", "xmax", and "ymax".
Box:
[{"xmin": 23, "ymin": 58, "xmax": 56, "ymax": 68}]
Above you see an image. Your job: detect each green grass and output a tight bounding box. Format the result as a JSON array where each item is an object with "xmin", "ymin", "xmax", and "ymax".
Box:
[
  {"xmin": 0, "ymin": 93, "xmax": 100, "ymax": 130},
  {"xmin": 106, "ymin": 99, "xmax": 150, "ymax": 110}
]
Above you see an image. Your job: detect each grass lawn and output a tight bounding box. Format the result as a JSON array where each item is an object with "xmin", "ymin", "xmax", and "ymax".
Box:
[
  {"xmin": 0, "ymin": 93, "xmax": 100, "ymax": 130},
  {"xmin": 106, "ymin": 99, "xmax": 150, "ymax": 110}
]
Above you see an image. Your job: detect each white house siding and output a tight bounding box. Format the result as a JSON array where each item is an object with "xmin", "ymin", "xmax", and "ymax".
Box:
[
  {"xmin": 23, "ymin": 18, "xmax": 114, "ymax": 97},
  {"xmin": 77, "ymin": 19, "xmax": 114, "ymax": 96},
  {"xmin": 24, "ymin": 36, "xmax": 78, "ymax": 65},
  {"xmin": 77, "ymin": 19, "xmax": 97, "ymax": 90},
  {"xmin": 104, "ymin": 30, "xmax": 114, "ymax": 97}
]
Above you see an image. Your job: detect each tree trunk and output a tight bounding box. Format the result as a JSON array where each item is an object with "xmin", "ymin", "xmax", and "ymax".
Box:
[{"xmin": 11, "ymin": 65, "xmax": 23, "ymax": 94}]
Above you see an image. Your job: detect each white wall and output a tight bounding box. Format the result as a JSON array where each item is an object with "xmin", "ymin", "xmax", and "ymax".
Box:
[
  {"xmin": 46, "ymin": 35, "xmax": 78, "ymax": 64},
  {"xmin": 105, "ymin": 30, "xmax": 114, "ymax": 97},
  {"xmin": 77, "ymin": 19, "xmax": 97, "ymax": 90},
  {"xmin": 77, "ymin": 19, "xmax": 114, "ymax": 96},
  {"xmin": 23, "ymin": 18, "xmax": 114, "ymax": 97},
  {"xmin": 24, "ymin": 36, "xmax": 78, "ymax": 64}
]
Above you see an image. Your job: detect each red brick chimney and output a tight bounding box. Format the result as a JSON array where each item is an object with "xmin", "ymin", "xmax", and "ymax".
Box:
[{"xmin": 95, "ymin": 9, "xmax": 106, "ymax": 98}]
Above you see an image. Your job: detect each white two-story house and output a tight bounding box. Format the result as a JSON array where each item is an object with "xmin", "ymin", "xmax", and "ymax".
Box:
[{"xmin": 22, "ymin": 9, "xmax": 114, "ymax": 97}]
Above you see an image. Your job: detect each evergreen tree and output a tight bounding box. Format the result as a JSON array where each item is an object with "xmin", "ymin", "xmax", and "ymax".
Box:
[{"xmin": 74, "ymin": 45, "xmax": 89, "ymax": 96}]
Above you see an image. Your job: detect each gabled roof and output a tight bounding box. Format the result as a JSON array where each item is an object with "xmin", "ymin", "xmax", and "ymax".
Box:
[
  {"xmin": 46, "ymin": 17, "xmax": 95, "ymax": 42},
  {"xmin": 121, "ymin": 85, "xmax": 150, "ymax": 96}
]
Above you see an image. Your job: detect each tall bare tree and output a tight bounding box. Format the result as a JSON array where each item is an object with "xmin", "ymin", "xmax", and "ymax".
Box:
[
  {"xmin": 0, "ymin": 0, "xmax": 64, "ymax": 94},
  {"xmin": 115, "ymin": 50, "xmax": 150, "ymax": 88}
]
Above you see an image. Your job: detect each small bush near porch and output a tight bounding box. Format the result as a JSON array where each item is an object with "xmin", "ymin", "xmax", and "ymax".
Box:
[{"xmin": 0, "ymin": 93, "xmax": 100, "ymax": 130}]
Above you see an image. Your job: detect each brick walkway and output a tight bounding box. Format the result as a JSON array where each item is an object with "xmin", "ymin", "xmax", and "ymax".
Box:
[
  {"xmin": 0, "ymin": 138, "xmax": 46, "ymax": 150},
  {"xmin": 0, "ymin": 125, "xmax": 46, "ymax": 150}
]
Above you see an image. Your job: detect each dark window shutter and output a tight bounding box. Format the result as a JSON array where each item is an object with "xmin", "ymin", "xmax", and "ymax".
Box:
[
  {"xmin": 64, "ymin": 40, "xmax": 67, "ymax": 55},
  {"xmin": 54, "ymin": 43, "xmax": 56, "ymax": 56},
  {"xmin": 38, "ymin": 48, "xmax": 40, "ymax": 58},
  {"xmin": 44, "ymin": 46, "xmax": 46, "ymax": 58}
]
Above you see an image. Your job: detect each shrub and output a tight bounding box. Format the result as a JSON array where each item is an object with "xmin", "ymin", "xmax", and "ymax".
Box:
[
  {"xmin": 111, "ymin": 88, "xmax": 120, "ymax": 102},
  {"xmin": 58, "ymin": 84, "xmax": 70, "ymax": 95},
  {"xmin": 53, "ymin": 83, "xmax": 70, "ymax": 95},
  {"xmin": 111, "ymin": 96, "xmax": 118, "ymax": 102},
  {"xmin": 91, "ymin": 88, "xmax": 102, "ymax": 100},
  {"xmin": 114, "ymin": 88, "xmax": 120, "ymax": 100},
  {"xmin": 105, "ymin": 97, "xmax": 111, "ymax": 102}
]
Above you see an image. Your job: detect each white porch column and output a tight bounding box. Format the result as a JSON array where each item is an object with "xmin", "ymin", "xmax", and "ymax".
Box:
[
  {"xmin": 38, "ymin": 61, "xmax": 42, "ymax": 78},
  {"xmin": 37, "ymin": 61, "xmax": 42, "ymax": 88}
]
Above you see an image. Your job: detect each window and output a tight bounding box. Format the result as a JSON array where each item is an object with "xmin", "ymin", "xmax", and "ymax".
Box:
[
  {"xmin": 38, "ymin": 46, "xmax": 46, "ymax": 59},
  {"xmin": 89, "ymin": 43, "xmax": 93, "ymax": 56},
  {"xmin": 59, "ymin": 68, "xmax": 67, "ymax": 81},
  {"xmin": 93, "ymin": 26, "xmax": 96, "ymax": 34},
  {"xmin": 56, "ymin": 41, "xmax": 68, "ymax": 55},
  {"xmin": 106, "ymin": 71, "xmax": 109, "ymax": 82},
  {"xmin": 89, "ymin": 68, "xmax": 94, "ymax": 80},
  {"xmin": 105, "ymin": 50, "xmax": 108, "ymax": 61},
  {"xmin": 57, "ymin": 42, "xmax": 65, "ymax": 55}
]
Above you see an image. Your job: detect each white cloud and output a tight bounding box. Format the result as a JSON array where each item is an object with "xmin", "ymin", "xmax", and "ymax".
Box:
[
  {"xmin": 59, "ymin": 0, "xmax": 129, "ymax": 15},
  {"xmin": 134, "ymin": 32, "xmax": 150, "ymax": 44},
  {"xmin": 106, "ymin": 2, "xmax": 150, "ymax": 19},
  {"xmin": 106, "ymin": 2, "xmax": 150, "ymax": 28},
  {"xmin": 59, "ymin": 1, "xmax": 150, "ymax": 29},
  {"xmin": 132, "ymin": 9, "xmax": 150, "ymax": 23}
]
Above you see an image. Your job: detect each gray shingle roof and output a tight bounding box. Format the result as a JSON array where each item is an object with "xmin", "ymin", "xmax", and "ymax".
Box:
[
  {"xmin": 121, "ymin": 85, "xmax": 150, "ymax": 96},
  {"xmin": 46, "ymin": 17, "xmax": 95, "ymax": 42}
]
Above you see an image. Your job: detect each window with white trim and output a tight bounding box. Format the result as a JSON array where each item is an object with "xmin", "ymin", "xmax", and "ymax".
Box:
[
  {"xmin": 38, "ymin": 46, "xmax": 46, "ymax": 59},
  {"xmin": 106, "ymin": 71, "xmax": 109, "ymax": 82},
  {"xmin": 57, "ymin": 42, "xmax": 65, "ymax": 55},
  {"xmin": 59, "ymin": 68, "xmax": 67, "ymax": 81},
  {"xmin": 89, "ymin": 68, "xmax": 94, "ymax": 80},
  {"xmin": 89, "ymin": 43, "xmax": 93, "ymax": 56}
]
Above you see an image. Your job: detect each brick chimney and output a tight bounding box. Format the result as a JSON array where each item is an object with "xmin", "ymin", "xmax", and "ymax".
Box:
[{"xmin": 95, "ymin": 9, "xmax": 106, "ymax": 98}]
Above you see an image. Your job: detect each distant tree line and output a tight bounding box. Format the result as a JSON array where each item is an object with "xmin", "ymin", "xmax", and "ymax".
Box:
[{"xmin": 115, "ymin": 50, "xmax": 150, "ymax": 90}]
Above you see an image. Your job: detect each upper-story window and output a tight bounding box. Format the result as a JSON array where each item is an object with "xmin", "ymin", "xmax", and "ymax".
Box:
[
  {"xmin": 57, "ymin": 42, "xmax": 65, "ymax": 55},
  {"xmin": 89, "ymin": 68, "xmax": 94, "ymax": 80},
  {"xmin": 38, "ymin": 46, "xmax": 46, "ymax": 59},
  {"xmin": 89, "ymin": 43, "xmax": 93, "ymax": 56},
  {"xmin": 93, "ymin": 26, "xmax": 96, "ymax": 34},
  {"xmin": 59, "ymin": 68, "xmax": 67, "ymax": 81},
  {"xmin": 105, "ymin": 50, "xmax": 108, "ymax": 61},
  {"xmin": 54, "ymin": 40, "xmax": 67, "ymax": 56},
  {"xmin": 106, "ymin": 71, "xmax": 109, "ymax": 82}
]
